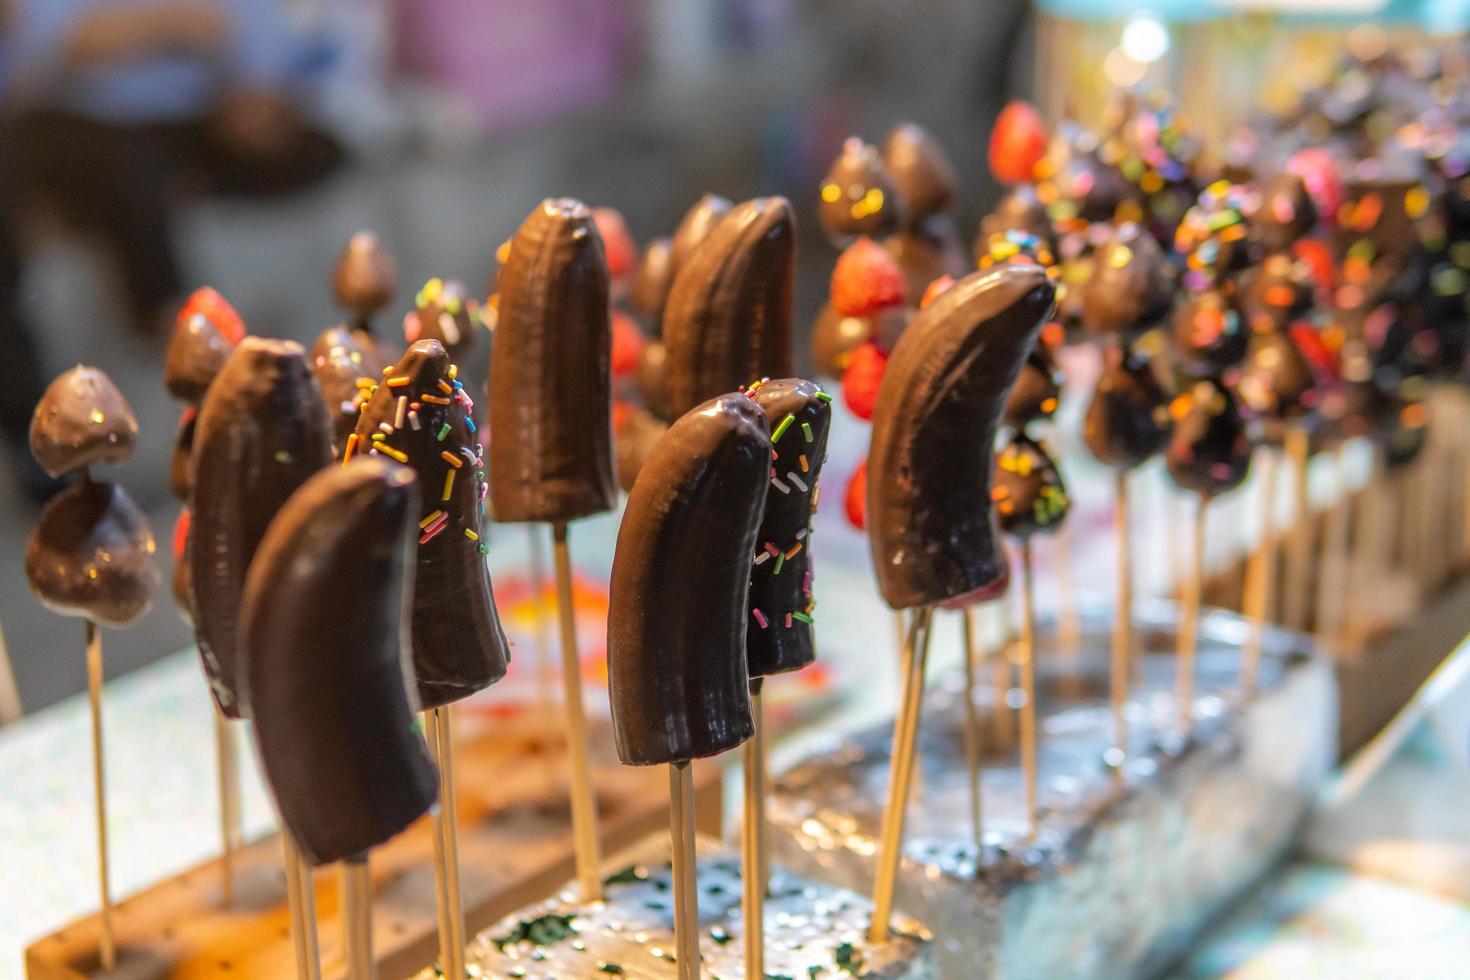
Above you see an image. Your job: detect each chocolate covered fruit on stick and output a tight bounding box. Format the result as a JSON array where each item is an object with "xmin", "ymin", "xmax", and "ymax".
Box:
[
  {"xmin": 241, "ymin": 459, "xmax": 439, "ymax": 979},
  {"xmin": 25, "ymin": 366, "xmax": 158, "ymax": 971},
  {"xmin": 489, "ymin": 198, "xmax": 615, "ymax": 905}
]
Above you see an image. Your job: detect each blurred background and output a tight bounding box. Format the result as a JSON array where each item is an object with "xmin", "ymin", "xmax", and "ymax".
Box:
[{"xmin": 0, "ymin": 0, "xmax": 1466, "ymax": 713}]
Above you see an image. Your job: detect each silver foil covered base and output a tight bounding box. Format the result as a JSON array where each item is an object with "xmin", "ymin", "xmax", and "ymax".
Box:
[
  {"xmin": 428, "ymin": 835, "xmax": 937, "ymax": 978},
  {"xmin": 767, "ymin": 603, "xmax": 1337, "ymax": 979}
]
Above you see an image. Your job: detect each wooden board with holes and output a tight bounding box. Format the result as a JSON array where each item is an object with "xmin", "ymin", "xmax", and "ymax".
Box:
[{"xmin": 25, "ymin": 714, "xmax": 723, "ymax": 980}]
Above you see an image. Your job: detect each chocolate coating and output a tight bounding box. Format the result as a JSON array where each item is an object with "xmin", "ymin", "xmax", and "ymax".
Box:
[
  {"xmin": 1236, "ymin": 328, "xmax": 1318, "ymax": 427},
  {"xmin": 614, "ymin": 405, "xmax": 669, "ymax": 494},
  {"xmin": 884, "ymin": 215, "xmax": 970, "ymax": 304},
  {"xmin": 165, "ymin": 310, "xmax": 239, "ymax": 404},
  {"xmin": 992, "ymin": 434, "xmax": 1070, "ymax": 539},
  {"xmin": 637, "ymin": 340, "xmax": 671, "ymax": 421},
  {"xmin": 488, "ymin": 198, "xmax": 616, "ymax": 524},
  {"xmin": 1250, "ymin": 172, "xmax": 1317, "ymax": 254},
  {"xmin": 170, "ymin": 411, "xmax": 196, "ymax": 502},
  {"xmin": 1080, "ymin": 223, "xmax": 1173, "ymax": 341},
  {"xmin": 818, "ymin": 138, "xmax": 901, "ymax": 245},
  {"xmin": 1003, "ymin": 344, "xmax": 1063, "ymax": 430},
  {"xmin": 1238, "ymin": 252, "xmax": 1315, "ymax": 335},
  {"xmin": 1083, "ymin": 349, "xmax": 1173, "ymax": 470},
  {"xmin": 670, "ymin": 195, "xmax": 732, "ymax": 279},
  {"xmin": 310, "ymin": 326, "xmax": 374, "ymax": 454},
  {"xmin": 867, "ymin": 265, "xmax": 1055, "ymax": 610},
  {"xmin": 30, "ymin": 367, "xmax": 138, "ymax": 479},
  {"xmin": 240, "ymin": 459, "xmax": 438, "ymax": 866},
  {"xmin": 406, "ymin": 278, "xmax": 480, "ymax": 359},
  {"xmin": 332, "ymin": 231, "xmax": 397, "ymax": 323},
  {"xmin": 746, "ymin": 379, "xmax": 832, "ymax": 678},
  {"xmin": 883, "ymin": 123, "xmax": 957, "ymax": 222},
  {"xmin": 608, "ymin": 393, "xmax": 769, "ymax": 766},
  {"xmin": 630, "ymin": 236, "xmax": 675, "ymax": 325},
  {"xmin": 809, "ymin": 301, "xmax": 873, "ymax": 378},
  {"xmin": 1171, "ymin": 288, "xmax": 1248, "ymax": 377},
  {"xmin": 355, "ymin": 340, "xmax": 510, "ymax": 708},
  {"xmin": 26, "ymin": 476, "xmax": 158, "ymax": 627},
  {"xmin": 662, "ymin": 197, "xmax": 795, "ymax": 418},
  {"xmin": 191, "ymin": 338, "xmax": 334, "ymax": 718},
  {"xmin": 1166, "ymin": 377, "xmax": 1252, "ymax": 499},
  {"xmin": 976, "ymin": 185, "xmax": 1054, "ymax": 261}
]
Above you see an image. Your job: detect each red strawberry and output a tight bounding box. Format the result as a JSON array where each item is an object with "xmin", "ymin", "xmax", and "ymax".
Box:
[
  {"xmin": 177, "ymin": 287, "xmax": 245, "ymax": 345},
  {"xmin": 841, "ymin": 342, "xmax": 888, "ymax": 421},
  {"xmin": 594, "ymin": 207, "xmax": 638, "ymax": 284},
  {"xmin": 845, "ymin": 459, "xmax": 868, "ymax": 530},
  {"xmin": 831, "ymin": 237, "xmax": 906, "ymax": 317},
  {"xmin": 172, "ymin": 508, "xmax": 191, "ymax": 561},
  {"xmin": 989, "ymin": 101, "xmax": 1048, "ymax": 185},
  {"xmin": 610, "ymin": 310, "xmax": 646, "ymax": 379}
]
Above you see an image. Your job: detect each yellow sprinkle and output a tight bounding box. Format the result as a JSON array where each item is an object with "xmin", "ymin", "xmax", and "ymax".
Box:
[
  {"xmin": 464, "ymin": 529, "xmax": 479, "ymax": 541},
  {"xmin": 419, "ymin": 510, "xmax": 444, "ymax": 529},
  {"xmin": 448, "ymin": 364, "xmax": 458, "ymax": 380},
  {"xmin": 820, "ymin": 182, "xmax": 841, "ymax": 203},
  {"xmin": 387, "ymin": 376, "xmax": 411, "ymax": 388},
  {"xmin": 355, "ymin": 377, "xmax": 376, "ymax": 389},
  {"xmin": 442, "ymin": 469, "xmax": 455, "ymax": 501},
  {"xmin": 381, "ymin": 365, "xmax": 395, "ymax": 376},
  {"xmin": 88, "ymin": 409, "xmax": 104, "ymax": 425},
  {"xmin": 377, "ymin": 445, "xmax": 409, "ymax": 464},
  {"xmin": 441, "ymin": 451, "xmax": 463, "ymax": 468}
]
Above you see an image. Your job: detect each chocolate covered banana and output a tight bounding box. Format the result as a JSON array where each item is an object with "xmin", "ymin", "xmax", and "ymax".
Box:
[
  {"xmin": 662, "ymin": 197, "xmax": 796, "ymax": 418},
  {"xmin": 354, "ymin": 339, "xmax": 510, "ymax": 708},
  {"xmin": 669, "ymin": 194, "xmax": 732, "ymax": 277},
  {"xmin": 867, "ymin": 265, "xmax": 1056, "ymax": 610},
  {"xmin": 745, "ymin": 378, "xmax": 832, "ymax": 679},
  {"xmin": 240, "ymin": 458, "xmax": 438, "ymax": 865},
  {"xmin": 488, "ymin": 198, "xmax": 616, "ymax": 524},
  {"xmin": 191, "ymin": 338, "xmax": 334, "ymax": 718},
  {"xmin": 608, "ymin": 393, "xmax": 770, "ymax": 766}
]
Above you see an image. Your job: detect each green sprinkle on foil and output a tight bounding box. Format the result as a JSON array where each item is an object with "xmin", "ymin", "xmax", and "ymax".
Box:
[{"xmin": 491, "ymin": 912, "xmax": 577, "ymax": 950}]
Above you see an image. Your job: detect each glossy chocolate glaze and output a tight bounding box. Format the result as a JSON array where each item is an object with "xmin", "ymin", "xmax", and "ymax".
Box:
[
  {"xmin": 170, "ymin": 411, "xmax": 196, "ymax": 502},
  {"xmin": 1041, "ymin": 129, "xmax": 1136, "ymax": 224},
  {"xmin": 867, "ymin": 265, "xmax": 1055, "ymax": 610},
  {"xmin": 1171, "ymin": 288, "xmax": 1249, "ymax": 378},
  {"xmin": 992, "ymin": 433, "xmax": 1070, "ymax": 539},
  {"xmin": 332, "ymin": 231, "xmax": 397, "ymax": 325},
  {"xmin": 355, "ymin": 340, "xmax": 510, "ymax": 708},
  {"xmin": 809, "ymin": 300, "xmax": 873, "ymax": 378},
  {"xmin": 1236, "ymin": 328, "xmax": 1318, "ymax": 429},
  {"xmin": 488, "ymin": 198, "xmax": 616, "ymax": 524},
  {"xmin": 614, "ymin": 404, "xmax": 669, "ymax": 494},
  {"xmin": 165, "ymin": 311, "xmax": 239, "ymax": 404},
  {"xmin": 1083, "ymin": 347, "xmax": 1174, "ymax": 470},
  {"xmin": 240, "ymin": 459, "xmax": 438, "ymax": 865},
  {"xmin": 310, "ymin": 326, "xmax": 375, "ymax": 454},
  {"xmin": 818, "ymin": 138, "xmax": 901, "ymax": 245},
  {"xmin": 883, "ymin": 123, "xmax": 957, "ymax": 223},
  {"xmin": 191, "ymin": 338, "xmax": 334, "ymax": 718},
  {"xmin": 1003, "ymin": 344, "xmax": 1063, "ymax": 430},
  {"xmin": 629, "ymin": 236, "xmax": 675, "ymax": 326},
  {"xmin": 746, "ymin": 379, "xmax": 832, "ymax": 678},
  {"xmin": 406, "ymin": 278, "xmax": 480, "ymax": 359},
  {"xmin": 976, "ymin": 185, "xmax": 1054, "ymax": 262},
  {"xmin": 1080, "ymin": 222, "xmax": 1173, "ymax": 341},
  {"xmin": 662, "ymin": 196, "xmax": 795, "ymax": 418},
  {"xmin": 26, "ymin": 474, "xmax": 158, "ymax": 627},
  {"xmin": 30, "ymin": 366, "xmax": 138, "ymax": 479},
  {"xmin": 670, "ymin": 194, "xmax": 732, "ymax": 279},
  {"xmin": 607, "ymin": 393, "xmax": 770, "ymax": 765},
  {"xmin": 1237, "ymin": 253, "xmax": 1315, "ymax": 335},
  {"xmin": 1166, "ymin": 377, "xmax": 1252, "ymax": 499},
  {"xmin": 637, "ymin": 340, "xmax": 671, "ymax": 421},
  {"xmin": 1249, "ymin": 172, "xmax": 1317, "ymax": 254}
]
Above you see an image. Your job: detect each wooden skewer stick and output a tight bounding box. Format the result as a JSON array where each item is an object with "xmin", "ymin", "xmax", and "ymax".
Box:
[
  {"xmin": 1110, "ymin": 471, "xmax": 1131, "ymax": 758},
  {"xmin": 869, "ymin": 605, "xmax": 936, "ymax": 944},
  {"xmin": 741, "ymin": 681, "xmax": 767, "ymax": 979},
  {"xmin": 525, "ymin": 525, "xmax": 559, "ymax": 793},
  {"xmin": 1018, "ymin": 542, "xmax": 1039, "ymax": 840},
  {"xmin": 281, "ymin": 833, "xmax": 322, "ymax": 980},
  {"xmin": 1177, "ymin": 499, "xmax": 1206, "ymax": 730},
  {"xmin": 960, "ymin": 609, "xmax": 984, "ymax": 852},
  {"xmin": 341, "ymin": 857, "xmax": 375, "ymax": 980},
  {"xmin": 1315, "ymin": 445, "xmax": 1352, "ymax": 647},
  {"xmin": 214, "ymin": 708, "xmax": 241, "ymax": 906},
  {"xmin": 0, "ymin": 618, "xmax": 22, "ymax": 726},
  {"xmin": 1282, "ymin": 427, "xmax": 1313, "ymax": 633},
  {"xmin": 1241, "ymin": 450, "xmax": 1279, "ymax": 695},
  {"xmin": 426, "ymin": 706, "xmax": 465, "ymax": 979},
  {"xmin": 669, "ymin": 761, "xmax": 700, "ymax": 980},
  {"xmin": 1052, "ymin": 524, "xmax": 1081, "ymax": 664},
  {"xmin": 84, "ymin": 621, "xmax": 116, "ymax": 971},
  {"xmin": 551, "ymin": 522, "xmax": 602, "ymax": 902}
]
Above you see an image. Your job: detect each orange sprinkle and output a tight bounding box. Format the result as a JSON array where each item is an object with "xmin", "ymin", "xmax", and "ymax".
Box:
[{"xmin": 441, "ymin": 451, "xmax": 463, "ymax": 468}]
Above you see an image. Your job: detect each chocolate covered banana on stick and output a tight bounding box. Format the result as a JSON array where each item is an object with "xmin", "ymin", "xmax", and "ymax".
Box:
[
  {"xmin": 488, "ymin": 198, "xmax": 614, "ymax": 906},
  {"xmin": 26, "ymin": 367, "xmax": 158, "ymax": 971},
  {"xmin": 241, "ymin": 459, "xmax": 439, "ymax": 979}
]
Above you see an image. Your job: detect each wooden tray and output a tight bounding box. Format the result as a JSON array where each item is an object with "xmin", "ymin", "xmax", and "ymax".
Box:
[{"xmin": 25, "ymin": 713, "xmax": 723, "ymax": 979}]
